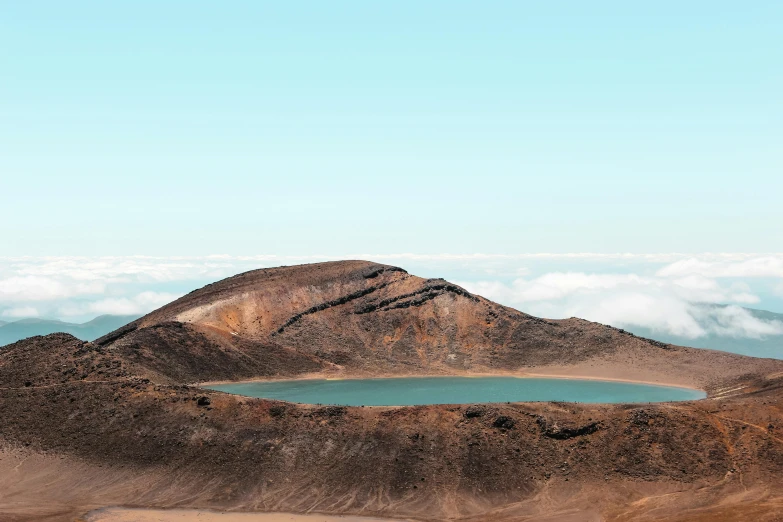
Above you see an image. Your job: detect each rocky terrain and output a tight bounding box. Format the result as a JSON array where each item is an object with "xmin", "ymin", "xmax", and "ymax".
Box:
[{"xmin": 1, "ymin": 261, "xmax": 782, "ymax": 521}]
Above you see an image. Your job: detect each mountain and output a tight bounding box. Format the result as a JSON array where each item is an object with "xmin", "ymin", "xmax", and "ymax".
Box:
[
  {"xmin": 624, "ymin": 304, "xmax": 783, "ymax": 359},
  {"xmin": 1, "ymin": 261, "xmax": 782, "ymax": 522},
  {"xmin": 0, "ymin": 314, "xmax": 140, "ymax": 347},
  {"xmin": 94, "ymin": 261, "xmax": 775, "ymax": 388}
]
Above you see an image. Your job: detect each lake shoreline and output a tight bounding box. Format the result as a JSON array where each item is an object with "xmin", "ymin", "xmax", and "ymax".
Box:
[
  {"xmin": 203, "ymin": 375, "xmax": 706, "ymax": 406},
  {"xmin": 199, "ymin": 371, "xmax": 705, "ymax": 393}
]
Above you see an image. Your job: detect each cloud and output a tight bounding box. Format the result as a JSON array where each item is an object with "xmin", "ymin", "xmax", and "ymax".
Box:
[
  {"xmin": 461, "ymin": 272, "xmax": 751, "ymax": 307},
  {"xmin": 9, "ymin": 257, "xmax": 239, "ymax": 283},
  {"xmin": 657, "ymin": 256, "xmax": 783, "ymax": 278},
  {"xmin": 458, "ymin": 269, "xmax": 781, "ymax": 340},
  {"xmin": 567, "ymin": 292, "xmax": 706, "ymax": 339},
  {"xmin": 669, "ymin": 276, "xmax": 760, "ymax": 304},
  {"xmin": 691, "ymin": 305, "xmax": 783, "ymax": 339},
  {"xmin": 0, "ymin": 257, "xmax": 243, "ymax": 321},
  {"xmin": 1, "ymin": 306, "xmax": 40, "ymax": 318},
  {"xmin": 463, "ymin": 273, "xmax": 659, "ymax": 303},
  {"xmin": 59, "ymin": 291, "xmax": 182, "ymax": 317},
  {"xmin": 89, "ymin": 291, "xmax": 182, "ymax": 316},
  {"xmin": 0, "ymin": 276, "xmax": 105, "ymax": 302}
]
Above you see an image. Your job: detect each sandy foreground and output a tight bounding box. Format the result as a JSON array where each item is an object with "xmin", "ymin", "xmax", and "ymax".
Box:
[{"xmin": 85, "ymin": 507, "xmax": 410, "ymax": 522}]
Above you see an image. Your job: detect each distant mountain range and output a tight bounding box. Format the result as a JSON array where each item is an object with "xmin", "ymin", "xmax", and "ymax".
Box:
[
  {"xmin": 0, "ymin": 315, "xmax": 140, "ymax": 347},
  {"xmin": 624, "ymin": 304, "xmax": 783, "ymax": 359}
]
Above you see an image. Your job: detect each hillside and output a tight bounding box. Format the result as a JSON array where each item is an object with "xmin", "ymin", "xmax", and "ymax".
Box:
[
  {"xmin": 0, "ymin": 315, "xmax": 140, "ymax": 347},
  {"xmin": 1, "ymin": 261, "xmax": 783, "ymax": 522}
]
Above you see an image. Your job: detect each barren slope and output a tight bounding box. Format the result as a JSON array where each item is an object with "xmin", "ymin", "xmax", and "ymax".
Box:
[{"xmin": 1, "ymin": 261, "xmax": 782, "ymax": 522}]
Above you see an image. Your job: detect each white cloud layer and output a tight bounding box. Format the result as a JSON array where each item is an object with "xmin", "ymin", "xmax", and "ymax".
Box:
[
  {"xmin": 458, "ymin": 265, "xmax": 783, "ymax": 340},
  {"xmin": 0, "ymin": 254, "xmax": 781, "ymax": 338},
  {"xmin": 57, "ymin": 292, "xmax": 183, "ymax": 318},
  {"xmin": 1, "ymin": 306, "xmax": 40, "ymax": 318},
  {"xmin": 657, "ymin": 256, "xmax": 783, "ymax": 278},
  {"xmin": 0, "ymin": 276, "xmax": 104, "ymax": 301},
  {"xmin": 691, "ymin": 305, "xmax": 783, "ymax": 338}
]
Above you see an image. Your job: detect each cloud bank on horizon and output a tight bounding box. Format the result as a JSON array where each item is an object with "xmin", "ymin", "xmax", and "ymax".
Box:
[
  {"xmin": 1, "ymin": 254, "xmax": 782, "ymax": 343},
  {"xmin": 458, "ymin": 270, "xmax": 782, "ymax": 340}
]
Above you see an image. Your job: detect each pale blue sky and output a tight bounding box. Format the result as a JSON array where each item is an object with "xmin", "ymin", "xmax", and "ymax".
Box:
[{"xmin": 1, "ymin": 1, "xmax": 781, "ymax": 255}]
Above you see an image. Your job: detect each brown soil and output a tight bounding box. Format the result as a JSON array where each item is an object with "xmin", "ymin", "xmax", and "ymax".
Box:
[
  {"xmin": 85, "ymin": 508, "xmax": 405, "ymax": 522},
  {"xmin": 1, "ymin": 261, "xmax": 782, "ymax": 522}
]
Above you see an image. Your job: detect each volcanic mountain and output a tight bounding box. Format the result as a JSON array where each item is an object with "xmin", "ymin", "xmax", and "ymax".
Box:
[{"xmin": 1, "ymin": 261, "xmax": 782, "ymax": 521}]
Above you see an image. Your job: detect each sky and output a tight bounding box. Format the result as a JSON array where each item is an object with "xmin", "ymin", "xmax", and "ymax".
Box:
[
  {"xmin": 1, "ymin": 1, "xmax": 782, "ymax": 255},
  {"xmin": 1, "ymin": 3, "xmax": 782, "ymax": 345}
]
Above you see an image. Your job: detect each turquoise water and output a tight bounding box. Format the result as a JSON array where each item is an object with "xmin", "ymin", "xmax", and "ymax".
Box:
[{"xmin": 204, "ymin": 376, "xmax": 705, "ymax": 406}]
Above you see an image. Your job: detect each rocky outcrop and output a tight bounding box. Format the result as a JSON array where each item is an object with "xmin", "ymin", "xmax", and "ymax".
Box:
[{"xmin": 537, "ymin": 417, "xmax": 602, "ymax": 439}]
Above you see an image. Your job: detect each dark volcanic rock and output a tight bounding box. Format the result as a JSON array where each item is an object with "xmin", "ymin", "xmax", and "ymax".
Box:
[
  {"xmin": 464, "ymin": 405, "xmax": 485, "ymax": 418},
  {"xmin": 537, "ymin": 417, "xmax": 601, "ymax": 439},
  {"xmin": 493, "ymin": 415, "xmax": 515, "ymax": 429}
]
